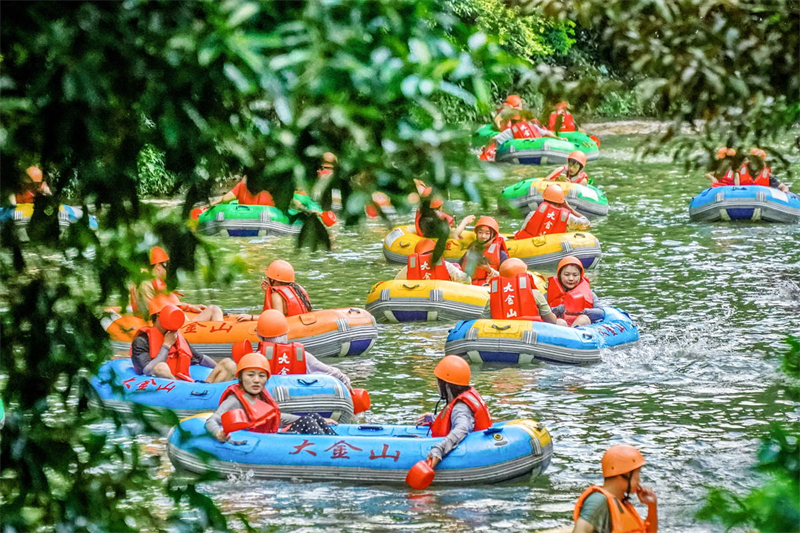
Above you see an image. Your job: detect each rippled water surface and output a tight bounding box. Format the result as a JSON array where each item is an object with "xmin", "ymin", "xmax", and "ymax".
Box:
[{"xmin": 156, "ymin": 129, "xmax": 799, "ymax": 532}]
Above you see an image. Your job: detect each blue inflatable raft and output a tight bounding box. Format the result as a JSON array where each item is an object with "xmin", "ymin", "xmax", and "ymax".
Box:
[
  {"xmin": 90, "ymin": 359, "xmax": 356, "ymax": 422},
  {"xmin": 0, "ymin": 204, "xmax": 99, "ymax": 229},
  {"xmin": 444, "ymin": 307, "xmax": 638, "ymax": 365},
  {"xmin": 689, "ymin": 185, "xmax": 800, "ymax": 223},
  {"xmin": 168, "ymin": 415, "xmax": 552, "ymax": 485}
]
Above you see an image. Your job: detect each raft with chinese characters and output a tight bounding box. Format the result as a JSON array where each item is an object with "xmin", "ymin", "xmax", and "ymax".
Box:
[
  {"xmin": 102, "ymin": 308, "xmax": 378, "ymax": 359},
  {"xmin": 382, "ymin": 225, "xmax": 601, "ymax": 271},
  {"xmin": 444, "ymin": 307, "xmax": 639, "ymax": 365},
  {"xmin": 90, "ymin": 358, "xmax": 356, "ymax": 422},
  {"xmin": 168, "ymin": 414, "xmax": 553, "ymax": 484},
  {"xmin": 689, "ymin": 185, "xmax": 800, "ymax": 223}
]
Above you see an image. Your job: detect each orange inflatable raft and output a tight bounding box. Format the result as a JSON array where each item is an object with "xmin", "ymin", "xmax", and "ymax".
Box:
[{"xmin": 103, "ymin": 308, "xmax": 378, "ymax": 359}]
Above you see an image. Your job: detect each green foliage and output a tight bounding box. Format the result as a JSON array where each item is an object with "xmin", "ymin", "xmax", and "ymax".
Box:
[
  {"xmin": 137, "ymin": 145, "xmax": 179, "ymax": 198},
  {"xmin": 696, "ymin": 338, "xmax": 800, "ymax": 533}
]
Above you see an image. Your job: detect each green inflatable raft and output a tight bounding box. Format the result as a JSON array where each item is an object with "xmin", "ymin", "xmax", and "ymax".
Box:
[
  {"xmin": 473, "ymin": 124, "xmax": 599, "ymax": 165},
  {"xmin": 501, "ymin": 178, "xmax": 609, "ymax": 218},
  {"xmin": 198, "ymin": 194, "xmax": 323, "ymax": 237}
]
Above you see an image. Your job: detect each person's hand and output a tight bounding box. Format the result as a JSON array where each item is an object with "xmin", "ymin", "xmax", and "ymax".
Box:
[
  {"xmin": 637, "ymin": 485, "xmax": 657, "ymax": 506},
  {"xmin": 235, "ymin": 314, "xmax": 254, "ymax": 322},
  {"xmin": 215, "ymin": 430, "xmax": 230, "ymax": 443},
  {"xmin": 163, "ymin": 331, "xmax": 178, "ymax": 347},
  {"xmin": 551, "ymin": 304, "xmax": 565, "ymax": 316},
  {"xmin": 462, "ymin": 214, "xmax": 476, "ymax": 226},
  {"xmin": 324, "ymin": 418, "xmax": 338, "ymax": 426},
  {"xmin": 197, "ymin": 304, "xmax": 207, "ymax": 311},
  {"xmin": 415, "ymin": 412, "xmax": 433, "ymax": 425},
  {"xmin": 260, "ymin": 279, "xmax": 270, "ymax": 292},
  {"xmin": 426, "ymin": 455, "xmax": 441, "ymax": 468}
]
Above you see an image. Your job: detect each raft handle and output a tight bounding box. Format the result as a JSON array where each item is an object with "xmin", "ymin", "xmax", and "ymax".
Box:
[
  {"xmin": 190, "ymin": 390, "xmax": 210, "ymax": 396},
  {"xmin": 402, "ymin": 284, "xmax": 420, "ymax": 290},
  {"xmin": 358, "ymin": 425, "xmax": 384, "ymax": 431},
  {"xmin": 229, "ymin": 440, "xmax": 248, "ymax": 446},
  {"xmin": 234, "ymin": 205, "xmax": 252, "ymax": 211},
  {"xmin": 575, "ymin": 233, "xmax": 586, "ymax": 238},
  {"xmin": 398, "ymin": 242, "xmax": 410, "ymax": 248},
  {"xmin": 297, "ymin": 379, "xmax": 319, "ymax": 386},
  {"xmin": 483, "ymin": 427, "xmax": 502, "ymax": 435},
  {"xmin": 491, "ymin": 324, "xmax": 512, "ymax": 331}
]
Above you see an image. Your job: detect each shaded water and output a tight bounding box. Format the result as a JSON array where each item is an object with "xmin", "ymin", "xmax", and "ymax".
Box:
[{"xmin": 157, "ymin": 130, "xmax": 799, "ymax": 532}]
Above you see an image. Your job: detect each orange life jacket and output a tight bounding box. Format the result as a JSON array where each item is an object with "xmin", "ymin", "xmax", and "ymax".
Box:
[
  {"xmin": 573, "ymin": 486, "xmax": 648, "ymax": 533},
  {"xmin": 219, "ymin": 384, "xmax": 281, "ymax": 434},
  {"xmin": 135, "ymin": 327, "xmax": 194, "ymax": 382},
  {"xmin": 548, "ymin": 111, "xmax": 576, "ymax": 132},
  {"xmin": 738, "ymin": 163, "xmax": 770, "ymax": 187},
  {"xmin": 407, "ymin": 252, "xmax": 450, "ymax": 281},
  {"xmin": 711, "ymin": 169, "xmax": 736, "ymax": 187},
  {"xmin": 415, "ymin": 208, "xmax": 455, "ymax": 236},
  {"xmin": 511, "ymin": 120, "xmax": 543, "ymax": 140},
  {"xmin": 547, "ymin": 276, "xmax": 593, "ymax": 326},
  {"xmin": 479, "ymin": 142, "xmax": 497, "ymax": 161},
  {"xmin": 489, "ymin": 274, "xmax": 543, "ymax": 321},
  {"xmin": 549, "ymin": 165, "xmax": 589, "ymax": 184},
  {"xmin": 464, "ymin": 238, "xmax": 506, "ymax": 286},
  {"xmin": 515, "ymin": 202, "xmax": 570, "ymax": 239},
  {"xmin": 430, "ymin": 387, "xmax": 492, "ymax": 437},
  {"xmin": 257, "ymin": 341, "xmax": 308, "ymax": 376},
  {"xmin": 263, "ymin": 285, "xmax": 311, "ymax": 317}
]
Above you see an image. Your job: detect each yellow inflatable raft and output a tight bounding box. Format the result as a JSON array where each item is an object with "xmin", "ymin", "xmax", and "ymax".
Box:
[
  {"xmin": 382, "ymin": 225, "xmax": 601, "ymax": 270},
  {"xmin": 103, "ymin": 308, "xmax": 378, "ymax": 358}
]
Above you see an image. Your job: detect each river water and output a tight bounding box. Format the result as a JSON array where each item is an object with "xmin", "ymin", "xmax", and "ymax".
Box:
[{"xmin": 152, "ymin": 129, "xmax": 799, "ymax": 532}]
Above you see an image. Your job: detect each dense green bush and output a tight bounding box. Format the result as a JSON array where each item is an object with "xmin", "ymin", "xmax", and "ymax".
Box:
[{"xmin": 137, "ymin": 145, "xmax": 179, "ymax": 197}]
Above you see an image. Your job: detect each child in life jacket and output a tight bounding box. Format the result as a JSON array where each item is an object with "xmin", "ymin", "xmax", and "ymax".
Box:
[
  {"xmin": 131, "ymin": 295, "xmax": 235, "ymax": 382},
  {"xmin": 493, "ymin": 94, "xmax": 525, "ymax": 131},
  {"xmin": 493, "ymin": 117, "xmax": 560, "ymax": 145},
  {"xmin": 252, "ymin": 310, "xmax": 353, "ymax": 389},
  {"xmin": 546, "ymin": 150, "xmax": 590, "ymax": 186},
  {"xmin": 489, "ymin": 258, "xmax": 562, "ymax": 324},
  {"xmin": 205, "ymin": 352, "xmax": 337, "ymax": 442},
  {"xmin": 515, "ymin": 185, "xmax": 590, "ymax": 240},
  {"xmin": 132, "ymin": 246, "xmax": 224, "ymax": 321},
  {"xmin": 210, "ymin": 175, "xmax": 275, "ymax": 207},
  {"xmin": 458, "ymin": 216, "xmax": 508, "ymax": 286},
  {"xmin": 572, "ymin": 444, "xmax": 658, "ymax": 533},
  {"xmin": 739, "ymin": 148, "xmax": 791, "ymax": 192},
  {"xmin": 704, "ymin": 147, "xmax": 740, "ymax": 186},
  {"xmin": 547, "ymin": 101, "xmax": 580, "ymax": 133},
  {"xmin": 395, "ymin": 239, "xmax": 471, "ymax": 284},
  {"xmin": 10, "ymin": 166, "xmax": 52, "ymax": 205},
  {"xmin": 414, "ymin": 356, "xmax": 493, "ymax": 468},
  {"xmin": 235, "ymin": 260, "xmax": 312, "ymax": 321},
  {"xmin": 546, "ymin": 256, "xmax": 605, "ymax": 327}
]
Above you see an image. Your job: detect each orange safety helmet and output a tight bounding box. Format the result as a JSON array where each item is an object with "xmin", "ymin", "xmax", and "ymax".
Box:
[
  {"xmin": 499, "ymin": 258, "xmax": 527, "ymax": 278},
  {"xmin": 474, "ymin": 216, "xmax": 500, "ymax": 237},
  {"xmin": 26, "ymin": 166, "xmax": 43, "ymax": 182},
  {"xmin": 505, "ymin": 95, "xmax": 522, "ymax": 107},
  {"xmin": 236, "ymin": 352, "xmax": 271, "ymax": 377},
  {"xmin": 601, "ymin": 444, "xmax": 646, "ymax": 478},
  {"xmin": 557, "ymin": 256, "xmax": 584, "ymax": 276},
  {"xmin": 147, "ymin": 294, "xmax": 174, "ymax": 317},
  {"xmin": 749, "ymin": 147, "xmax": 767, "ymax": 159},
  {"xmin": 567, "ymin": 151, "xmax": 587, "ymax": 168},
  {"xmin": 149, "ymin": 246, "xmax": 170, "ymax": 265},
  {"xmin": 542, "ymin": 184, "xmax": 565, "ymax": 204},
  {"xmin": 430, "ymin": 196, "xmax": 444, "ymax": 209},
  {"xmin": 257, "ymin": 309, "xmax": 290, "ymax": 337},
  {"xmin": 555, "ymin": 101, "xmax": 569, "ymax": 110},
  {"xmin": 434, "ymin": 355, "xmax": 471, "ymax": 386},
  {"xmin": 265, "ymin": 260, "xmax": 295, "ymax": 283},
  {"xmin": 716, "ymin": 147, "xmax": 736, "ymax": 160},
  {"xmin": 158, "ymin": 304, "xmax": 186, "ymax": 331},
  {"xmin": 231, "ymin": 339, "xmax": 253, "ymax": 363},
  {"xmin": 414, "ymin": 239, "xmax": 437, "ymax": 255}
]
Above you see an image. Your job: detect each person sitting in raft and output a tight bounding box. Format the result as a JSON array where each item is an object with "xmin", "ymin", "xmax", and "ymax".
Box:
[
  {"xmin": 205, "ymin": 352, "xmax": 337, "ymax": 442},
  {"xmin": 572, "ymin": 444, "xmax": 658, "ymax": 533},
  {"xmin": 209, "ymin": 175, "xmax": 275, "ymax": 207},
  {"xmin": 10, "ymin": 166, "xmax": 52, "ymax": 205},
  {"xmin": 395, "ymin": 239, "xmax": 471, "ymax": 284},
  {"xmin": 250, "ymin": 309, "xmax": 353, "ymax": 388},
  {"xmin": 546, "ymin": 150, "xmax": 590, "ymax": 186},
  {"xmin": 414, "ymin": 355, "xmax": 492, "ymax": 468},
  {"xmin": 704, "ymin": 147, "xmax": 740, "ymax": 187},
  {"xmin": 458, "ymin": 216, "xmax": 508, "ymax": 286},
  {"xmin": 235, "ymin": 260, "xmax": 313, "ymax": 321},
  {"xmin": 548, "ymin": 101, "xmax": 582, "ymax": 133},
  {"xmin": 739, "ymin": 148, "xmax": 791, "ymax": 193},
  {"xmin": 546, "ymin": 256, "xmax": 605, "ymax": 327},
  {"xmin": 489, "ymin": 258, "xmax": 563, "ymax": 325},
  {"xmin": 131, "ymin": 295, "xmax": 236, "ymax": 382},
  {"xmin": 133, "ymin": 246, "xmax": 224, "ymax": 322},
  {"xmin": 493, "ymin": 94, "xmax": 525, "ymax": 131},
  {"xmin": 515, "ymin": 185, "xmax": 590, "ymax": 240}
]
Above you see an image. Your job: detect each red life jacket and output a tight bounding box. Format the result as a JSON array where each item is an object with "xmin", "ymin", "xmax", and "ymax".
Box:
[
  {"xmin": 573, "ymin": 486, "xmax": 648, "ymax": 533},
  {"xmin": 548, "ymin": 111, "xmax": 576, "ymax": 132},
  {"xmin": 135, "ymin": 327, "xmax": 194, "ymax": 382},
  {"xmin": 738, "ymin": 163, "xmax": 770, "ymax": 187},
  {"xmin": 15, "ymin": 190, "xmax": 37, "ymax": 204},
  {"xmin": 430, "ymin": 387, "xmax": 493, "ymax": 437},
  {"xmin": 549, "ymin": 165, "xmax": 589, "ymax": 184},
  {"xmin": 465, "ymin": 238, "xmax": 506, "ymax": 286},
  {"xmin": 515, "ymin": 202, "xmax": 570, "ymax": 239},
  {"xmin": 711, "ymin": 169, "xmax": 736, "ymax": 187},
  {"xmin": 407, "ymin": 252, "xmax": 450, "ymax": 281},
  {"xmin": 479, "ymin": 142, "xmax": 497, "ymax": 161},
  {"xmin": 489, "ymin": 274, "xmax": 543, "ymax": 321},
  {"xmin": 263, "ymin": 284, "xmax": 311, "ymax": 317},
  {"xmin": 257, "ymin": 341, "xmax": 308, "ymax": 376},
  {"xmin": 219, "ymin": 384, "xmax": 281, "ymax": 434},
  {"xmin": 547, "ymin": 275, "xmax": 593, "ymax": 326},
  {"xmin": 511, "ymin": 120, "xmax": 543, "ymax": 140},
  {"xmin": 414, "ymin": 208, "xmax": 455, "ymax": 236}
]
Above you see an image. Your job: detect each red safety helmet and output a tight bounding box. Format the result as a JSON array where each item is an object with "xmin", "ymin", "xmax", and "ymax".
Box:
[
  {"xmin": 505, "ymin": 95, "xmax": 522, "ymax": 107},
  {"xmin": 26, "ymin": 166, "xmax": 43, "ymax": 182},
  {"xmin": 499, "ymin": 258, "xmax": 527, "ymax": 277},
  {"xmin": 159, "ymin": 304, "xmax": 186, "ymax": 331},
  {"xmin": 474, "ymin": 216, "xmax": 500, "ymax": 237},
  {"xmin": 149, "ymin": 246, "xmax": 170, "ymax": 265},
  {"xmin": 414, "ymin": 239, "xmax": 437, "ymax": 255},
  {"xmin": 236, "ymin": 352, "xmax": 271, "ymax": 377},
  {"xmin": 257, "ymin": 309, "xmax": 290, "ymax": 337},
  {"xmin": 231, "ymin": 339, "xmax": 253, "ymax": 363}
]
